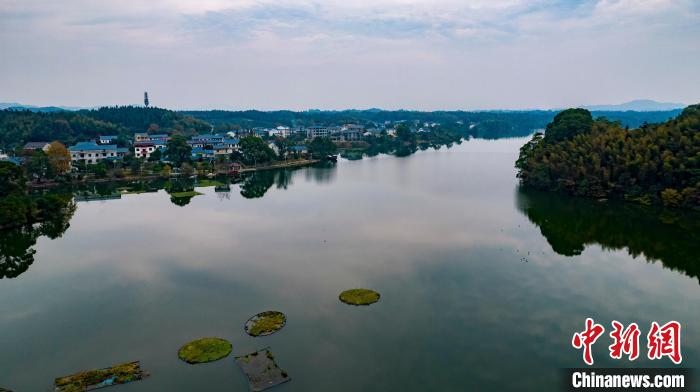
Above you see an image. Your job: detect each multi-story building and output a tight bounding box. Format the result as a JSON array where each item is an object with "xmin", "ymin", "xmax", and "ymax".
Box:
[
  {"xmin": 134, "ymin": 133, "xmax": 170, "ymax": 143},
  {"xmin": 306, "ymin": 125, "xmax": 333, "ymax": 139},
  {"xmin": 68, "ymin": 141, "xmax": 119, "ymax": 166},
  {"xmin": 268, "ymin": 126, "xmax": 291, "ymax": 138},
  {"xmin": 134, "ymin": 141, "xmax": 166, "ymax": 159},
  {"xmin": 340, "ymin": 124, "xmax": 364, "ymax": 141}
]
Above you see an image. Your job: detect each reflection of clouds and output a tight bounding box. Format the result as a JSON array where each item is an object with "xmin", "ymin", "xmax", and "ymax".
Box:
[{"xmin": 4, "ymin": 140, "xmax": 700, "ymax": 390}]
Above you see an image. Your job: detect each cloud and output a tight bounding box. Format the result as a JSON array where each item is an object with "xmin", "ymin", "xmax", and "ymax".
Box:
[{"xmin": 0, "ymin": 0, "xmax": 698, "ymax": 109}]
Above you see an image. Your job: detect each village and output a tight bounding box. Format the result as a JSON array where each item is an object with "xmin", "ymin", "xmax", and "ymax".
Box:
[{"xmin": 0, "ymin": 123, "xmax": 398, "ymax": 183}]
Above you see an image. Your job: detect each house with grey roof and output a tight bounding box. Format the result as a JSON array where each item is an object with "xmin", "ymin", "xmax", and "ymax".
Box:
[{"xmin": 23, "ymin": 141, "xmax": 51, "ymax": 152}]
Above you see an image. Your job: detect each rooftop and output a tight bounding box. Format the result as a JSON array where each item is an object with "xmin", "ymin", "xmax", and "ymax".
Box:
[
  {"xmin": 23, "ymin": 141, "xmax": 49, "ymax": 149},
  {"xmin": 69, "ymin": 141, "xmax": 118, "ymax": 152}
]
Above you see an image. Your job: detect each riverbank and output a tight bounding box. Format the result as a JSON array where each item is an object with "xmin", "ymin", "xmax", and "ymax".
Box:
[{"xmin": 25, "ymin": 158, "xmax": 320, "ymax": 189}]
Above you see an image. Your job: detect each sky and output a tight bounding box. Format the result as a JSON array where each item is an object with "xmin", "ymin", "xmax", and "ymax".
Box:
[{"xmin": 0, "ymin": 0, "xmax": 699, "ymax": 111}]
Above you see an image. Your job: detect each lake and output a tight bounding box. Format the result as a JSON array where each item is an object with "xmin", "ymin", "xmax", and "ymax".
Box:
[{"xmin": 1, "ymin": 137, "xmax": 698, "ymax": 391}]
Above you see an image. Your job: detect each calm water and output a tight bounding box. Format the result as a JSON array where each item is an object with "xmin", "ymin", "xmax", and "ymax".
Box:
[{"xmin": 1, "ymin": 138, "xmax": 699, "ymax": 391}]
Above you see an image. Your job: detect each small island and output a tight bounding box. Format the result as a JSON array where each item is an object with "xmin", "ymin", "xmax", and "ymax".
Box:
[
  {"xmin": 177, "ymin": 337, "xmax": 232, "ymax": 364},
  {"xmin": 516, "ymin": 105, "xmax": 700, "ymax": 209},
  {"xmin": 245, "ymin": 311, "xmax": 287, "ymax": 337},
  {"xmin": 339, "ymin": 288, "xmax": 381, "ymax": 306}
]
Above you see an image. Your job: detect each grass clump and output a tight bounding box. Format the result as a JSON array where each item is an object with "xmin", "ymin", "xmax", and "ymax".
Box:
[
  {"xmin": 245, "ymin": 311, "xmax": 287, "ymax": 337},
  {"xmin": 177, "ymin": 337, "xmax": 232, "ymax": 364},
  {"xmin": 339, "ymin": 288, "xmax": 380, "ymax": 305},
  {"xmin": 196, "ymin": 179, "xmax": 225, "ymax": 188},
  {"xmin": 170, "ymin": 191, "xmax": 203, "ymax": 198},
  {"xmin": 54, "ymin": 361, "xmax": 147, "ymax": 392}
]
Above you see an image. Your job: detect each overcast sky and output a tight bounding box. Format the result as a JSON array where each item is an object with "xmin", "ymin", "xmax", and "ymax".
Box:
[{"xmin": 1, "ymin": 0, "xmax": 698, "ymax": 110}]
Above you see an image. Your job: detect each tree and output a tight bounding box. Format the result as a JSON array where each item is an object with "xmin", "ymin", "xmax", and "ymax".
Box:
[
  {"xmin": 307, "ymin": 137, "xmax": 337, "ymax": 159},
  {"xmin": 544, "ymin": 108, "xmax": 593, "ymax": 143},
  {"xmin": 148, "ymin": 148, "xmax": 162, "ymax": 162},
  {"xmin": 274, "ymin": 137, "xmax": 290, "ymax": 160},
  {"xmin": 166, "ymin": 135, "xmax": 192, "ymax": 167},
  {"xmin": 23, "ymin": 150, "xmax": 53, "ymax": 182},
  {"xmin": 0, "ymin": 161, "xmax": 26, "ymax": 196},
  {"xmin": 46, "ymin": 141, "xmax": 71, "ymax": 174},
  {"xmin": 395, "ymin": 123, "xmax": 416, "ymax": 144},
  {"xmin": 239, "ymin": 136, "xmax": 276, "ymax": 165}
]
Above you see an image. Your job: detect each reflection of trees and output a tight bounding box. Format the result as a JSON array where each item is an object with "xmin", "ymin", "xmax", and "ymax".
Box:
[
  {"xmin": 516, "ymin": 188, "xmax": 700, "ymax": 283},
  {"xmin": 305, "ymin": 162, "xmax": 337, "ymax": 184},
  {"xmin": 0, "ymin": 198, "xmax": 75, "ymax": 279},
  {"xmin": 239, "ymin": 170, "xmax": 296, "ymax": 199},
  {"xmin": 165, "ymin": 179, "xmax": 197, "ymax": 207},
  {"xmin": 240, "ymin": 171, "xmax": 276, "ymax": 199}
]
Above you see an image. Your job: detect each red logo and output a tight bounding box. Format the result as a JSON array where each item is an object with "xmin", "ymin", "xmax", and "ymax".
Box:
[
  {"xmin": 572, "ymin": 318, "xmax": 606, "ymax": 365},
  {"xmin": 647, "ymin": 321, "xmax": 682, "ymax": 364},
  {"xmin": 609, "ymin": 321, "xmax": 641, "ymax": 361},
  {"xmin": 572, "ymin": 319, "xmax": 682, "ymax": 365}
]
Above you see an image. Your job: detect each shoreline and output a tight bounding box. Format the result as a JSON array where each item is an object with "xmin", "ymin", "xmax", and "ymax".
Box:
[{"xmin": 26, "ymin": 158, "xmax": 321, "ymax": 189}]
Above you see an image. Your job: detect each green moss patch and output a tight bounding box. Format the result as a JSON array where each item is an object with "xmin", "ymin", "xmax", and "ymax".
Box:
[
  {"xmin": 196, "ymin": 179, "xmax": 225, "ymax": 187},
  {"xmin": 339, "ymin": 288, "xmax": 380, "ymax": 305},
  {"xmin": 178, "ymin": 337, "xmax": 232, "ymax": 364},
  {"xmin": 245, "ymin": 311, "xmax": 287, "ymax": 337},
  {"xmin": 54, "ymin": 361, "xmax": 148, "ymax": 392},
  {"xmin": 170, "ymin": 191, "xmax": 203, "ymax": 198},
  {"xmin": 235, "ymin": 348, "xmax": 290, "ymax": 391}
]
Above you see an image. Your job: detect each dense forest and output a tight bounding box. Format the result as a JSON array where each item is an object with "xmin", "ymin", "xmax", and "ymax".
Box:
[
  {"xmin": 183, "ymin": 108, "xmax": 681, "ymax": 136},
  {"xmin": 516, "ymin": 104, "xmax": 700, "ymax": 209},
  {"xmin": 78, "ymin": 106, "xmax": 211, "ymax": 136},
  {"xmin": 0, "ymin": 106, "xmax": 211, "ymax": 149},
  {"xmin": 0, "ymin": 105, "xmax": 683, "ymax": 151}
]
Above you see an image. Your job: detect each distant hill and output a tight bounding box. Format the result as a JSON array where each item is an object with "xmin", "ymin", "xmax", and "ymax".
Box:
[
  {"xmin": 0, "ymin": 106, "xmax": 211, "ymax": 149},
  {"xmin": 584, "ymin": 99, "xmax": 684, "ymax": 111},
  {"xmin": 0, "ymin": 102, "xmax": 87, "ymax": 112}
]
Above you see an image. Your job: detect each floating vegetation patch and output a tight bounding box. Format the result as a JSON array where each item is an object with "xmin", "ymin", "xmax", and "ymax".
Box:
[
  {"xmin": 235, "ymin": 348, "xmax": 290, "ymax": 392},
  {"xmin": 54, "ymin": 361, "xmax": 148, "ymax": 392},
  {"xmin": 170, "ymin": 191, "xmax": 203, "ymax": 198},
  {"xmin": 339, "ymin": 288, "xmax": 381, "ymax": 306},
  {"xmin": 245, "ymin": 311, "xmax": 287, "ymax": 337},
  {"xmin": 178, "ymin": 337, "xmax": 232, "ymax": 364},
  {"xmin": 196, "ymin": 179, "xmax": 225, "ymax": 188}
]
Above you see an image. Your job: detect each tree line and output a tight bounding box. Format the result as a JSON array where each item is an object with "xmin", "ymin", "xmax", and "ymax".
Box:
[{"xmin": 516, "ymin": 105, "xmax": 700, "ymax": 209}]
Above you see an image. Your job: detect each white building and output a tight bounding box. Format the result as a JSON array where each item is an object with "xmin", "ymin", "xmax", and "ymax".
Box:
[
  {"xmin": 306, "ymin": 125, "xmax": 335, "ymax": 139},
  {"xmin": 68, "ymin": 141, "xmax": 119, "ymax": 166},
  {"xmin": 340, "ymin": 124, "xmax": 364, "ymax": 141},
  {"xmin": 134, "ymin": 141, "xmax": 166, "ymax": 159},
  {"xmin": 269, "ymin": 126, "xmax": 291, "ymax": 138}
]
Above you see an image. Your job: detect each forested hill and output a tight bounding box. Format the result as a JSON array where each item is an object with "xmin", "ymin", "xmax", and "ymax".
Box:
[
  {"xmin": 0, "ymin": 106, "xmax": 211, "ymax": 149},
  {"xmin": 183, "ymin": 108, "xmax": 681, "ymax": 136},
  {"xmin": 78, "ymin": 106, "xmax": 210, "ymax": 136},
  {"xmin": 516, "ymin": 104, "xmax": 700, "ymax": 209}
]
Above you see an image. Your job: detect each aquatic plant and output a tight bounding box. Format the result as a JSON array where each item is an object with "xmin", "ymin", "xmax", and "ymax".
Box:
[
  {"xmin": 177, "ymin": 337, "xmax": 232, "ymax": 364},
  {"xmin": 339, "ymin": 288, "xmax": 380, "ymax": 305},
  {"xmin": 245, "ymin": 311, "xmax": 287, "ymax": 337}
]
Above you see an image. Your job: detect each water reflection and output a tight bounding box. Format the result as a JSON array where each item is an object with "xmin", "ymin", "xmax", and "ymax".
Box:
[
  {"xmin": 516, "ymin": 188, "xmax": 700, "ymax": 282},
  {"xmin": 0, "ymin": 199, "xmax": 75, "ymax": 279}
]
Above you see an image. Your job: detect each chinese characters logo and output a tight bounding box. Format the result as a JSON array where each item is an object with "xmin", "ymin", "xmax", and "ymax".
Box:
[{"xmin": 572, "ymin": 319, "xmax": 681, "ymax": 365}]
